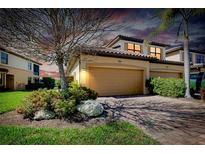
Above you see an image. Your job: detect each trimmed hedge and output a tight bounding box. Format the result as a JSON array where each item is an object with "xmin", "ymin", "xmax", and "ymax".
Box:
[
  {"xmin": 151, "ymin": 77, "xmax": 185, "ymax": 97},
  {"xmin": 41, "ymin": 77, "xmax": 55, "ymax": 89},
  {"xmin": 25, "ymin": 77, "xmax": 55, "ymax": 90}
]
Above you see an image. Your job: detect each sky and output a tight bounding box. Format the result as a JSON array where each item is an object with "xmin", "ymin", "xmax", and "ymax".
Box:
[
  {"xmin": 102, "ymin": 8, "xmax": 205, "ymax": 50},
  {"xmin": 42, "ymin": 8, "xmax": 205, "ymax": 73}
]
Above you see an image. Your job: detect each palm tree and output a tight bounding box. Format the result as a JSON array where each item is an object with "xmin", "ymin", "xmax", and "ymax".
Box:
[{"xmin": 149, "ymin": 9, "xmax": 205, "ymax": 98}]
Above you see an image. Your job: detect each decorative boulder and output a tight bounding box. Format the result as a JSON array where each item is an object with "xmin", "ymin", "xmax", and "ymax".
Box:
[
  {"xmin": 33, "ymin": 110, "xmax": 55, "ymax": 120},
  {"xmin": 77, "ymin": 100, "xmax": 104, "ymax": 117}
]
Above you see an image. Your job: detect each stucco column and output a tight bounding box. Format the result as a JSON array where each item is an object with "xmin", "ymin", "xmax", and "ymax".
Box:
[
  {"xmin": 143, "ymin": 42, "xmax": 148, "ymax": 55},
  {"xmin": 79, "ymin": 60, "xmax": 87, "ymax": 87},
  {"xmin": 162, "ymin": 48, "xmax": 166, "ymax": 60},
  {"xmin": 144, "ymin": 67, "xmax": 150, "ymax": 94}
]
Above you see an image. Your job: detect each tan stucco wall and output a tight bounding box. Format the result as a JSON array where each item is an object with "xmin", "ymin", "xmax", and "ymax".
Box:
[
  {"xmin": 0, "ymin": 64, "xmax": 34, "ymax": 90},
  {"xmin": 79, "ymin": 54, "xmax": 150, "ymax": 94},
  {"xmin": 150, "ymin": 63, "xmax": 184, "ymax": 78},
  {"xmin": 166, "ymin": 51, "xmax": 181, "ymax": 62},
  {"xmin": 67, "ymin": 54, "xmax": 184, "ymax": 95},
  {"xmin": 69, "ymin": 60, "xmax": 80, "ymax": 83}
]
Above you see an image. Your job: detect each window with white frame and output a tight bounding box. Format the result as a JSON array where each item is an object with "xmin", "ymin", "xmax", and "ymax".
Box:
[
  {"xmin": 127, "ymin": 43, "xmax": 141, "ymax": 52},
  {"xmin": 150, "ymin": 47, "xmax": 161, "ymax": 59},
  {"xmin": 0, "ymin": 51, "xmax": 8, "ymax": 64},
  {"xmin": 28, "ymin": 62, "xmax": 32, "ymax": 71},
  {"xmin": 196, "ymin": 54, "xmax": 204, "ymax": 64}
]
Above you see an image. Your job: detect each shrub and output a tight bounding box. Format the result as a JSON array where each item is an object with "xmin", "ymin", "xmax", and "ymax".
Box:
[
  {"xmin": 19, "ymin": 82, "xmax": 98, "ymax": 119},
  {"xmin": 42, "ymin": 77, "xmax": 55, "ymax": 89},
  {"xmin": 55, "ymin": 80, "xmax": 61, "ymax": 89},
  {"xmin": 55, "ymin": 77, "xmax": 74, "ymax": 89},
  {"xmin": 151, "ymin": 77, "xmax": 185, "ymax": 97},
  {"xmin": 54, "ymin": 99, "xmax": 76, "ymax": 118},
  {"xmin": 65, "ymin": 82, "xmax": 98, "ymax": 103},
  {"xmin": 145, "ymin": 78, "xmax": 154, "ymax": 94},
  {"xmin": 81, "ymin": 86, "xmax": 98, "ymax": 100},
  {"xmin": 25, "ymin": 83, "xmax": 44, "ymax": 90},
  {"xmin": 25, "ymin": 77, "xmax": 55, "ymax": 90},
  {"xmin": 20, "ymin": 89, "xmax": 61, "ymax": 119},
  {"xmin": 67, "ymin": 82, "xmax": 87, "ymax": 103}
]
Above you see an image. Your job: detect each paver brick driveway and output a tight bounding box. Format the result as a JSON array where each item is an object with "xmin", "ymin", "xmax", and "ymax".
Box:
[{"xmin": 98, "ymin": 96, "xmax": 205, "ymax": 144}]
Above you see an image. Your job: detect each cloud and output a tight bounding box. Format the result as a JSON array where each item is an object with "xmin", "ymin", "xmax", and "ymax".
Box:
[{"xmin": 106, "ymin": 8, "xmax": 205, "ymax": 52}]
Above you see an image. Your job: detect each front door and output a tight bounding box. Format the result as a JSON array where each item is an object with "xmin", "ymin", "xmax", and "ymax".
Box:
[{"xmin": 6, "ymin": 74, "xmax": 14, "ymax": 90}]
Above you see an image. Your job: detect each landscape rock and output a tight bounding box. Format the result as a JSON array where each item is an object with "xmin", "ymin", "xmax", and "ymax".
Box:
[
  {"xmin": 77, "ymin": 100, "xmax": 104, "ymax": 117},
  {"xmin": 33, "ymin": 110, "xmax": 55, "ymax": 120}
]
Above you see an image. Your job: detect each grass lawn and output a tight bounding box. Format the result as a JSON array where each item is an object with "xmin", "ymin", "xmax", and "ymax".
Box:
[
  {"xmin": 0, "ymin": 91, "xmax": 31, "ymax": 113},
  {"xmin": 0, "ymin": 121, "xmax": 159, "ymax": 145}
]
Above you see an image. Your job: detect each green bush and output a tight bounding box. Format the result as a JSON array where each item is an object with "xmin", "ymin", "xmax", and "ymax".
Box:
[
  {"xmin": 81, "ymin": 86, "xmax": 98, "ymax": 100},
  {"xmin": 42, "ymin": 77, "xmax": 55, "ymax": 89},
  {"xmin": 54, "ymin": 99, "xmax": 76, "ymax": 118},
  {"xmin": 20, "ymin": 83, "xmax": 98, "ymax": 119},
  {"xmin": 55, "ymin": 80, "xmax": 61, "ymax": 89},
  {"xmin": 151, "ymin": 77, "xmax": 185, "ymax": 97},
  {"xmin": 21, "ymin": 89, "xmax": 61, "ymax": 119},
  {"xmin": 66, "ymin": 82, "xmax": 98, "ymax": 103}
]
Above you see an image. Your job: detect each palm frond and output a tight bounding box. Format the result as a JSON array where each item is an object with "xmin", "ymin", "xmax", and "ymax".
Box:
[{"xmin": 145, "ymin": 9, "xmax": 180, "ymax": 46}]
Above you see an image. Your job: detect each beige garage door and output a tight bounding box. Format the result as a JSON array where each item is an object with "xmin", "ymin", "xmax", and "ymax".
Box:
[
  {"xmin": 150, "ymin": 71, "xmax": 182, "ymax": 78},
  {"xmin": 88, "ymin": 67, "xmax": 143, "ymax": 96}
]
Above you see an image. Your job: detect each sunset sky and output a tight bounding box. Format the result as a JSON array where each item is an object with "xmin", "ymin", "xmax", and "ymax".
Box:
[
  {"xmin": 102, "ymin": 9, "xmax": 205, "ymax": 50},
  {"xmin": 43, "ymin": 8, "xmax": 205, "ymax": 73}
]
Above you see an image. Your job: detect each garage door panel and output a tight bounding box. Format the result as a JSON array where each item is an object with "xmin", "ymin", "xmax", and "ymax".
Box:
[{"xmin": 88, "ymin": 67, "xmax": 143, "ymax": 96}]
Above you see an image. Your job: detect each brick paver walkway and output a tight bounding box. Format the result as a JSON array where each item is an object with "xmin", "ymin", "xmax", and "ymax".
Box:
[{"xmin": 98, "ymin": 96, "xmax": 205, "ymax": 144}]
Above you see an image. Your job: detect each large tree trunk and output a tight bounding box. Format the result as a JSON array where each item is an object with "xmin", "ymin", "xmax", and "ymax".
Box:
[
  {"xmin": 57, "ymin": 62, "xmax": 68, "ymax": 90},
  {"xmin": 184, "ymin": 20, "xmax": 191, "ymax": 98}
]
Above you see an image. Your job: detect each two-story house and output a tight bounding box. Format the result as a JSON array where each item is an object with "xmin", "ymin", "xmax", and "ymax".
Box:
[
  {"xmin": 106, "ymin": 35, "xmax": 167, "ymax": 60},
  {"xmin": 166, "ymin": 46, "xmax": 205, "ymax": 72},
  {"xmin": 66, "ymin": 35, "xmax": 184, "ymax": 96},
  {"xmin": 0, "ymin": 47, "xmax": 41, "ymax": 90}
]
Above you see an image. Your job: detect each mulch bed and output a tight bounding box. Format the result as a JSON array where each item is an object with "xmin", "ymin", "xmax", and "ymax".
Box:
[{"xmin": 0, "ymin": 110, "xmax": 110, "ymax": 128}]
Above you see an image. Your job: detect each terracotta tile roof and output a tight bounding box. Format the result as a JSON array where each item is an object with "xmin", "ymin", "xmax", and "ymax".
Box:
[
  {"xmin": 40, "ymin": 70, "xmax": 60, "ymax": 79},
  {"xmin": 80, "ymin": 47, "xmax": 184, "ymax": 66},
  {"xmin": 82, "ymin": 47, "xmax": 157, "ymax": 60}
]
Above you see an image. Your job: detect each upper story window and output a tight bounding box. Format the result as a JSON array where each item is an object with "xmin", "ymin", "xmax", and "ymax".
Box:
[
  {"xmin": 33, "ymin": 64, "xmax": 39, "ymax": 76},
  {"xmin": 127, "ymin": 43, "xmax": 141, "ymax": 52},
  {"xmin": 196, "ymin": 54, "xmax": 204, "ymax": 64},
  {"xmin": 0, "ymin": 52, "xmax": 8, "ymax": 64},
  {"xmin": 150, "ymin": 47, "xmax": 161, "ymax": 59},
  {"xmin": 28, "ymin": 62, "xmax": 32, "ymax": 71}
]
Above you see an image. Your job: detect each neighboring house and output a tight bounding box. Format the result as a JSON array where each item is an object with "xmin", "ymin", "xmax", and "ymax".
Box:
[
  {"xmin": 66, "ymin": 35, "xmax": 184, "ymax": 96},
  {"xmin": 0, "ymin": 47, "xmax": 41, "ymax": 90},
  {"xmin": 166, "ymin": 46, "xmax": 205, "ymax": 72},
  {"xmin": 40, "ymin": 70, "xmax": 60, "ymax": 80},
  {"xmin": 40, "ymin": 62, "xmax": 60, "ymax": 80}
]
